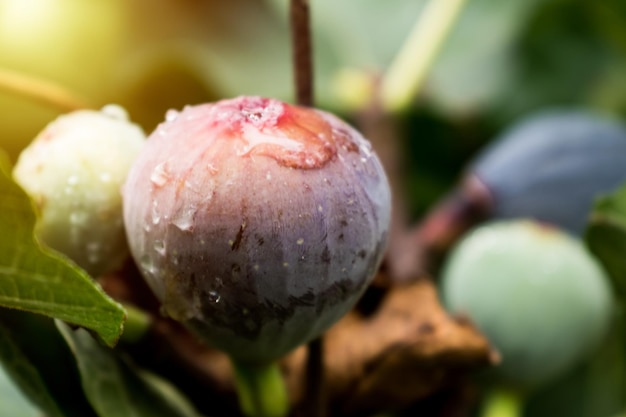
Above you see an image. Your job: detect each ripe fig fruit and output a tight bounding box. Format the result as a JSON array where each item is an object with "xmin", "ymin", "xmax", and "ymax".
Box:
[
  {"xmin": 441, "ymin": 220, "xmax": 613, "ymax": 389},
  {"xmin": 13, "ymin": 105, "xmax": 146, "ymax": 277},
  {"xmin": 123, "ymin": 96, "xmax": 391, "ymax": 364},
  {"xmin": 470, "ymin": 110, "xmax": 626, "ymax": 235}
]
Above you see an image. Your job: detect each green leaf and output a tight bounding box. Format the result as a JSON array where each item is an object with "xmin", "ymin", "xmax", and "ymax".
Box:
[
  {"xmin": 57, "ymin": 322, "xmax": 204, "ymax": 417},
  {"xmin": 0, "ymin": 152, "xmax": 125, "ymax": 347},
  {"xmin": 0, "ymin": 309, "xmax": 97, "ymax": 417},
  {"xmin": 585, "ymin": 183, "xmax": 626, "ymax": 298},
  {"xmin": 0, "ymin": 361, "xmax": 42, "ymax": 417},
  {"xmin": 0, "ymin": 323, "xmax": 63, "ymax": 417},
  {"xmin": 427, "ymin": 0, "xmax": 543, "ymax": 114}
]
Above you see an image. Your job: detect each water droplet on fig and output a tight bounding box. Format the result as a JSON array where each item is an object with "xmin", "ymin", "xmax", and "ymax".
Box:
[
  {"xmin": 296, "ymin": 238, "xmax": 304, "ymax": 245},
  {"xmin": 208, "ymin": 290, "xmax": 221, "ymax": 303},
  {"xmin": 139, "ymin": 254, "xmax": 157, "ymax": 276},
  {"xmin": 150, "ymin": 162, "xmax": 170, "ymax": 187},
  {"xmin": 172, "ymin": 205, "xmax": 197, "ymax": 231},
  {"xmin": 165, "ymin": 109, "xmax": 179, "ymax": 122},
  {"xmin": 151, "ymin": 201, "xmax": 161, "ymax": 225},
  {"xmin": 154, "ymin": 240, "xmax": 166, "ymax": 256}
]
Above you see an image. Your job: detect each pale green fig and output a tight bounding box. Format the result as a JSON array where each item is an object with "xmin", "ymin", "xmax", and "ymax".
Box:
[
  {"xmin": 441, "ymin": 220, "xmax": 613, "ymax": 388},
  {"xmin": 13, "ymin": 105, "xmax": 145, "ymax": 277}
]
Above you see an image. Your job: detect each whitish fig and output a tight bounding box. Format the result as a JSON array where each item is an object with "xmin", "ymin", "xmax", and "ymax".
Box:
[
  {"xmin": 13, "ymin": 105, "xmax": 146, "ymax": 277},
  {"xmin": 123, "ymin": 96, "xmax": 391, "ymax": 363},
  {"xmin": 441, "ymin": 220, "xmax": 613, "ymax": 388},
  {"xmin": 470, "ymin": 110, "xmax": 626, "ymax": 235}
]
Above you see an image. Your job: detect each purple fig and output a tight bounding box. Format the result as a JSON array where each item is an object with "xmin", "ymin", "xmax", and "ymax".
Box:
[{"xmin": 123, "ymin": 96, "xmax": 391, "ymax": 363}]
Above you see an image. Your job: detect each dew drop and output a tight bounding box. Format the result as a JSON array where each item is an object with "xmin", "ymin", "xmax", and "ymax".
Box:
[
  {"xmin": 154, "ymin": 240, "xmax": 166, "ymax": 256},
  {"xmin": 139, "ymin": 254, "xmax": 157, "ymax": 276},
  {"xmin": 172, "ymin": 205, "xmax": 197, "ymax": 231},
  {"xmin": 296, "ymin": 238, "xmax": 304, "ymax": 245},
  {"xmin": 102, "ymin": 104, "xmax": 128, "ymax": 120},
  {"xmin": 150, "ymin": 162, "xmax": 170, "ymax": 187},
  {"xmin": 151, "ymin": 201, "xmax": 161, "ymax": 225},
  {"xmin": 207, "ymin": 290, "xmax": 221, "ymax": 303},
  {"xmin": 165, "ymin": 109, "xmax": 179, "ymax": 122}
]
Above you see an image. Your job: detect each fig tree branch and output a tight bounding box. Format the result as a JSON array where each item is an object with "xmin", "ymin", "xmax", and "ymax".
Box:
[{"xmin": 290, "ymin": 0, "xmax": 314, "ymax": 107}]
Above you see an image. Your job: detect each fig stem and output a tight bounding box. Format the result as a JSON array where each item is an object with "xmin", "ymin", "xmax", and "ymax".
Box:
[
  {"xmin": 118, "ymin": 304, "xmax": 152, "ymax": 344},
  {"xmin": 380, "ymin": 0, "xmax": 468, "ymax": 113},
  {"xmin": 289, "ymin": 2, "xmax": 326, "ymax": 415},
  {"xmin": 0, "ymin": 67, "xmax": 90, "ymax": 111},
  {"xmin": 290, "ymin": 0, "xmax": 314, "ymax": 107},
  {"xmin": 480, "ymin": 387, "xmax": 524, "ymax": 417},
  {"xmin": 302, "ymin": 337, "xmax": 325, "ymax": 417},
  {"xmin": 232, "ymin": 360, "xmax": 289, "ymax": 417}
]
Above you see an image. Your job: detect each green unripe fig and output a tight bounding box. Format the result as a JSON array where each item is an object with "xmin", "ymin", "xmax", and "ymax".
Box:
[
  {"xmin": 441, "ymin": 220, "xmax": 613, "ymax": 389},
  {"xmin": 13, "ymin": 105, "xmax": 146, "ymax": 277}
]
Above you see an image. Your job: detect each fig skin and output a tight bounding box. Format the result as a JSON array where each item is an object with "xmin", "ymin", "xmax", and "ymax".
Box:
[
  {"xmin": 123, "ymin": 96, "xmax": 391, "ymax": 364},
  {"xmin": 13, "ymin": 105, "xmax": 146, "ymax": 277},
  {"xmin": 470, "ymin": 110, "xmax": 626, "ymax": 235},
  {"xmin": 441, "ymin": 220, "xmax": 613, "ymax": 389}
]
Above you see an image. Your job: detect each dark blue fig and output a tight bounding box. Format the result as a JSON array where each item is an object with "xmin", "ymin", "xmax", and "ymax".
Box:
[{"xmin": 471, "ymin": 109, "xmax": 626, "ymax": 235}]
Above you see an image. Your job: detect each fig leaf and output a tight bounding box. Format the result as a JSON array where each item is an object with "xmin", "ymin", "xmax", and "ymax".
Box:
[
  {"xmin": 57, "ymin": 322, "xmax": 203, "ymax": 417},
  {"xmin": 586, "ymin": 183, "xmax": 626, "ymax": 298},
  {"xmin": 0, "ymin": 151, "xmax": 125, "ymax": 347},
  {"xmin": 0, "ymin": 310, "xmax": 97, "ymax": 417}
]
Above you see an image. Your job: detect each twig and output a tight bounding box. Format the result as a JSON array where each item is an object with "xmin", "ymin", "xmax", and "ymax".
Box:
[
  {"xmin": 380, "ymin": 0, "xmax": 469, "ymax": 113},
  {"xmin": 302, "ymin": 338, "xmax": 325, "ymax": 417},
  {"xmin": 0, "ymin": 67, "xmax": 90, "ymax": 111},
  {"xmin": 290, "ymin": 0, "xmax": 314, "ymax": 107}
]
